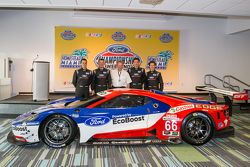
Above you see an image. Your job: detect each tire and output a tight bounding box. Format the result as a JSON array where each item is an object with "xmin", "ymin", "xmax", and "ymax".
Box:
[
  {"xmin": 40, "ymin": 114, "xmax": 77, "ymax": 148},
  {"xmin": 181, "ymin": 112, "xmax": 214, "ymax": 146}
]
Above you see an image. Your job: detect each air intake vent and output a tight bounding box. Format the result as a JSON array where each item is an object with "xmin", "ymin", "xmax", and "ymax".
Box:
[{"xmin": 139, "ymin": 0, "xmax": 164, "ymax": 5}]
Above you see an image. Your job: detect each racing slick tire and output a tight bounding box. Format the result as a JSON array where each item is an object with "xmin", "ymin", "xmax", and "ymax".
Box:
[
  {"xmin": 40, "ymin": 114, "xmax": 77, "ymax": 148},
  {"xmin": 181, "ymin": 112, "xmax": 214, "ymax": 146}
]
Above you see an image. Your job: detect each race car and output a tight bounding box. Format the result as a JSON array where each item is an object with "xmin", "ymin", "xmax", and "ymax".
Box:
[{"xmin": 8, "ymin": 89, "xmax": 234, "ymax": 148}]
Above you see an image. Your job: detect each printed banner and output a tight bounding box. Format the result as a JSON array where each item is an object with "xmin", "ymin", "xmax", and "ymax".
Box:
[{"xmin": 55, "ymin": 27, "xmax": 179, "ymax": 91}]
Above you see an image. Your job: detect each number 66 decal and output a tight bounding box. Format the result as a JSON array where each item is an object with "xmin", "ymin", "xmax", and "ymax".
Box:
[{"xmin": 165, "ymin": 120, "xmax": 178, "ymax": 131}]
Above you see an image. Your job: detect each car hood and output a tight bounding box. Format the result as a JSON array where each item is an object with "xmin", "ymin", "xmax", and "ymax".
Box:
[{"xmin": 12, "ymin": 97, "xmax": 79, "ymax": 124}]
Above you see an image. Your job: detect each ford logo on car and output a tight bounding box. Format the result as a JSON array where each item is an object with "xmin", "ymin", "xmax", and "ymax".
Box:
[{"xmin": 84, "ymin": 116, "xmax": 110, "ymax": 126}]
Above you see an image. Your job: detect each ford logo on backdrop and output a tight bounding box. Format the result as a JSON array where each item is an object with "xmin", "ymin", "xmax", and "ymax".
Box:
[
  {"xmin": 107, "ymin": 44, "xmax": 129, "ymax": 53},
  {"xmin": 84, "ymin": 116, "xmax": 110, "ymax": 126}
]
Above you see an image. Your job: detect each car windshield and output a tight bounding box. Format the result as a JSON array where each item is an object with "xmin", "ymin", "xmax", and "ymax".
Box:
[{"xmin": 66, "ymin": 95, "xmax": 104, "ymax": 108}]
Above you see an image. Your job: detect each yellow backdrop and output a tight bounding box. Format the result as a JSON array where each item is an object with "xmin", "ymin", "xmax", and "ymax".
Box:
[{"xmin": 55, "ymin": 27, "xmax": 179, "ymax": 92}]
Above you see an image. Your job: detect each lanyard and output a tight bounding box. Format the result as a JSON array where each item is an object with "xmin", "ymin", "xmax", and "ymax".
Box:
[{"xmin": 118, "ymin": 71, "xmax": 122, "ymax": 82}]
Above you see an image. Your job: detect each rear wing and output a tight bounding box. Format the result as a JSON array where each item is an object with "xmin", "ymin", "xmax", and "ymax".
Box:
[
  {"xmin": 196, "ymin": 86, "xmax": 249, "ymax": 116},
  {"xmin": 196, "ymin": 86, "xmax": 248, "ymax": 101}
]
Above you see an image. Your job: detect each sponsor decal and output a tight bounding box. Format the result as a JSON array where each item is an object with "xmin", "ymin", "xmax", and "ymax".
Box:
[
  {"xmin": 112, "ymin": 32, "xmax": 126, "ymax": 41},
  {"xmin": 159, "ymin": 33, "xmax": 173, "ymax": 43},
  {"xmin": 113, "ymin": 116, "xmax": 145, "ymax": 125},
  {"xmin": 146, "ymin": 50, "xmax": 174, "ymax": 70},
  {"xmin": 85, "ymin": 32, "xmax": 102, "ymax": 37},
  {"xmin": 89, "ymin": 140, "xmax": 165, "ymax": 145},
  {"xmin": 164, "ymin": 82, "xmax": 173, "ymax": 87},
  {"xmin": 13, "ymin": 126, "xmax": 28, "ymax": 132},
  {"xmin": 71, "ymin": 114, "xmax": 79, "ymax": 118},
  {"xmin": 61, "ymin": 30, "xmax": 76, "ymax": 40},
  {"xmin": 233, "ymin": 93, "xmax": 248, "ymax": 100},
  {"xmin": 26, "ymin": 122, "xmax": 39, "ymax": 126},
  {"xmin": 218, "ymin": 122, "xmax": 224, "ymax": 128},
  {"xmin": 135, "ymin": 34, "xmax": 151, "ymax": 39},
  {"xmin": 63, "ymin": 81, "xmax": 72, "ymax": 86},
  {"xmin": 97, "ymin": 91, "xmax": 112, "ymax": 97},
  {"xmin": 171, "ymin": 131, "xmax": 179, "ymax": 136},
  {"xmin": 60, "ymin": 48, "xmax": 88, "ymax": 68},
  {"xmin": 84, "ymin": 116, "xmax": 110, "ymax": 126},
  {"xmin": 162, "ymin": 131, "xmax": 179, "ymax": 136},
  {"xmin": 163, "ymin": 115, "xmax": 180, "ymax": 121},
  {"xmin": 168, "ymin": 104, "xmax": 194, "ymax": 113},
  {"xmin": 112, "ymin": 113, "xmax": 132, "ymax": 119},
  {"xmin": 94, "ymin": 44, "xmax": 142, "ymax": 69},
  {"xmin": 224, "ymin": 119, "xmax": 228, "ymax": 126},
  {"xmin": 193, "ymin": 113, "xmax": 198, "ymax": 116},
  {"xmin": 195, "ymin": 104, "xmax": 224, "ymax": 110},
  {"xmin": 163, "ymin": 131, "xmax": 171, "ymax": 135}
]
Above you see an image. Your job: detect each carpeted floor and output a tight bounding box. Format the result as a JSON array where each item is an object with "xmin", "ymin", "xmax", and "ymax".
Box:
[{"xmin": 0, "ymin": 114, "xmax": 250, "ymax": 167}]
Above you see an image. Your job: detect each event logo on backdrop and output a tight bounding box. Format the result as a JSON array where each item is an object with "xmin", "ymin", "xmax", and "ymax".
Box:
[
  {"xmin": 146, "ymin": 50, "xmax": 174, "ymax": 70},
  {"xmin": 60, "ymin": 48, "xmax": 88, "ymax": 68},
  {"xmin": 94, "ymin": 44, "xmax": 142, "ymax": 69},
  {"xmin": 55, "ymin": 27, "xmax": 179, "ymax": 91}
]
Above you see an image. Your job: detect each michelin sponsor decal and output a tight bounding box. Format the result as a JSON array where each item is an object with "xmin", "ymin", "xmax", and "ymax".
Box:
[{"xmin": 94, "ymin": 44, "xmax": 142, "ymax": 69}]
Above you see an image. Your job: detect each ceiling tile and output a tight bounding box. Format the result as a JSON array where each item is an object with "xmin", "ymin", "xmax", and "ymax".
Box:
[
  {"xmin": 226, "ymin": 0, "xmax": 250, "ymax": 11},
  {"xmin": 155, "ymin": 0, "xmax": 188, "ymax": 10},
  {"xmin": 23, "ymin": 0, "xmax": 50, "ymax": 5},
  {"xmin": 202, "ymin": 0, "xmax": 243, "ymax": 13},
  {"xmin": 223, "ymin": 0, "xmax": 250, "ymax": 16},
  {"xmin": 104, "ymin": 0, "xmax": 131, "ymax": 7},
  {"xmin": 49, "ymin": 0, "xmax": 76, "ymax": 6},
  {"xmin": 0, "ymin": 0, "xmax": 23, "ymax": 4},
  {"xmin": 177, "ymin": 0, "xmax": 218, "ymax": 11},
  {"xmin": 77, "ymin": 0, "xmax": 103, "ymax": 6}
]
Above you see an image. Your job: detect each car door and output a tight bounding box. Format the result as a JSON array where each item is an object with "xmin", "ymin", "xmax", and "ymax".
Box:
[{"xmin": 92, "ymin": 94, "xmax": 150, "ymax": 134}]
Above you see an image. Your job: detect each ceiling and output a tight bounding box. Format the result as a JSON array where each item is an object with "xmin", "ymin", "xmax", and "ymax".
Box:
[{"xmin": 0, "ymin": 0, "xmax": 250, "ymax": 17}]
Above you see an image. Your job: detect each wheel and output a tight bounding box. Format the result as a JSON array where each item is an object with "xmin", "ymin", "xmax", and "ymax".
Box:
[
  {"xmin": 181, "ymin": 112, "xmax": 214, "ymax": 145},
  {"xmin": 40, "ymin": 114, "xmax": 77, "ymax": 148}
]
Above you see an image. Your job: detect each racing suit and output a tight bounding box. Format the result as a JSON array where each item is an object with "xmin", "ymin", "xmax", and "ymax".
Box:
[
  {"xmin": 72, "ymin": 68, "xmax": 93, "ymax": 99},
  {"xmin": 127, "ymin": 67, "xmax": 146, "ymax": 89},
  {"xmin": 91, "ymin": 68, "xmax": 112, "ymax": 93},
  {"xmin": 145, "ymin": 70, "xmax": 164, "ymax": 91}
]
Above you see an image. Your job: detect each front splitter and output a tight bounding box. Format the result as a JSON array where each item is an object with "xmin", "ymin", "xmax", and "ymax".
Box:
[{"xmin": 7, "ymin": 131, "xmax": 39, "ymax": 146}]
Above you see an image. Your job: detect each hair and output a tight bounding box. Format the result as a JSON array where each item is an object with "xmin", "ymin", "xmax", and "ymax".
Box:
[
  {"xmin": 148, "ymin": 61, "xmax": 156, "ymax": 66},
  {"xmin": 117, "ymin": 60, "xmax": 124, "ymax": 64},
  {"xmin": 98, "ymin": 58, "xmax": 105, "ymax": 62},
  {"xmin": 81, "ymin": 58, "xmax": 87, "ymax": 63},
  {"xmin": 133, "ymin": 58, "xmax": 140, "ymax": 62}
]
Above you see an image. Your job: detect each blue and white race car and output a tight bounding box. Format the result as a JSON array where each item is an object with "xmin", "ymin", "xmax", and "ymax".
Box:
[{"xmin": 8, "ymin": 89, "xmax": 233, "ymax": 148}]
